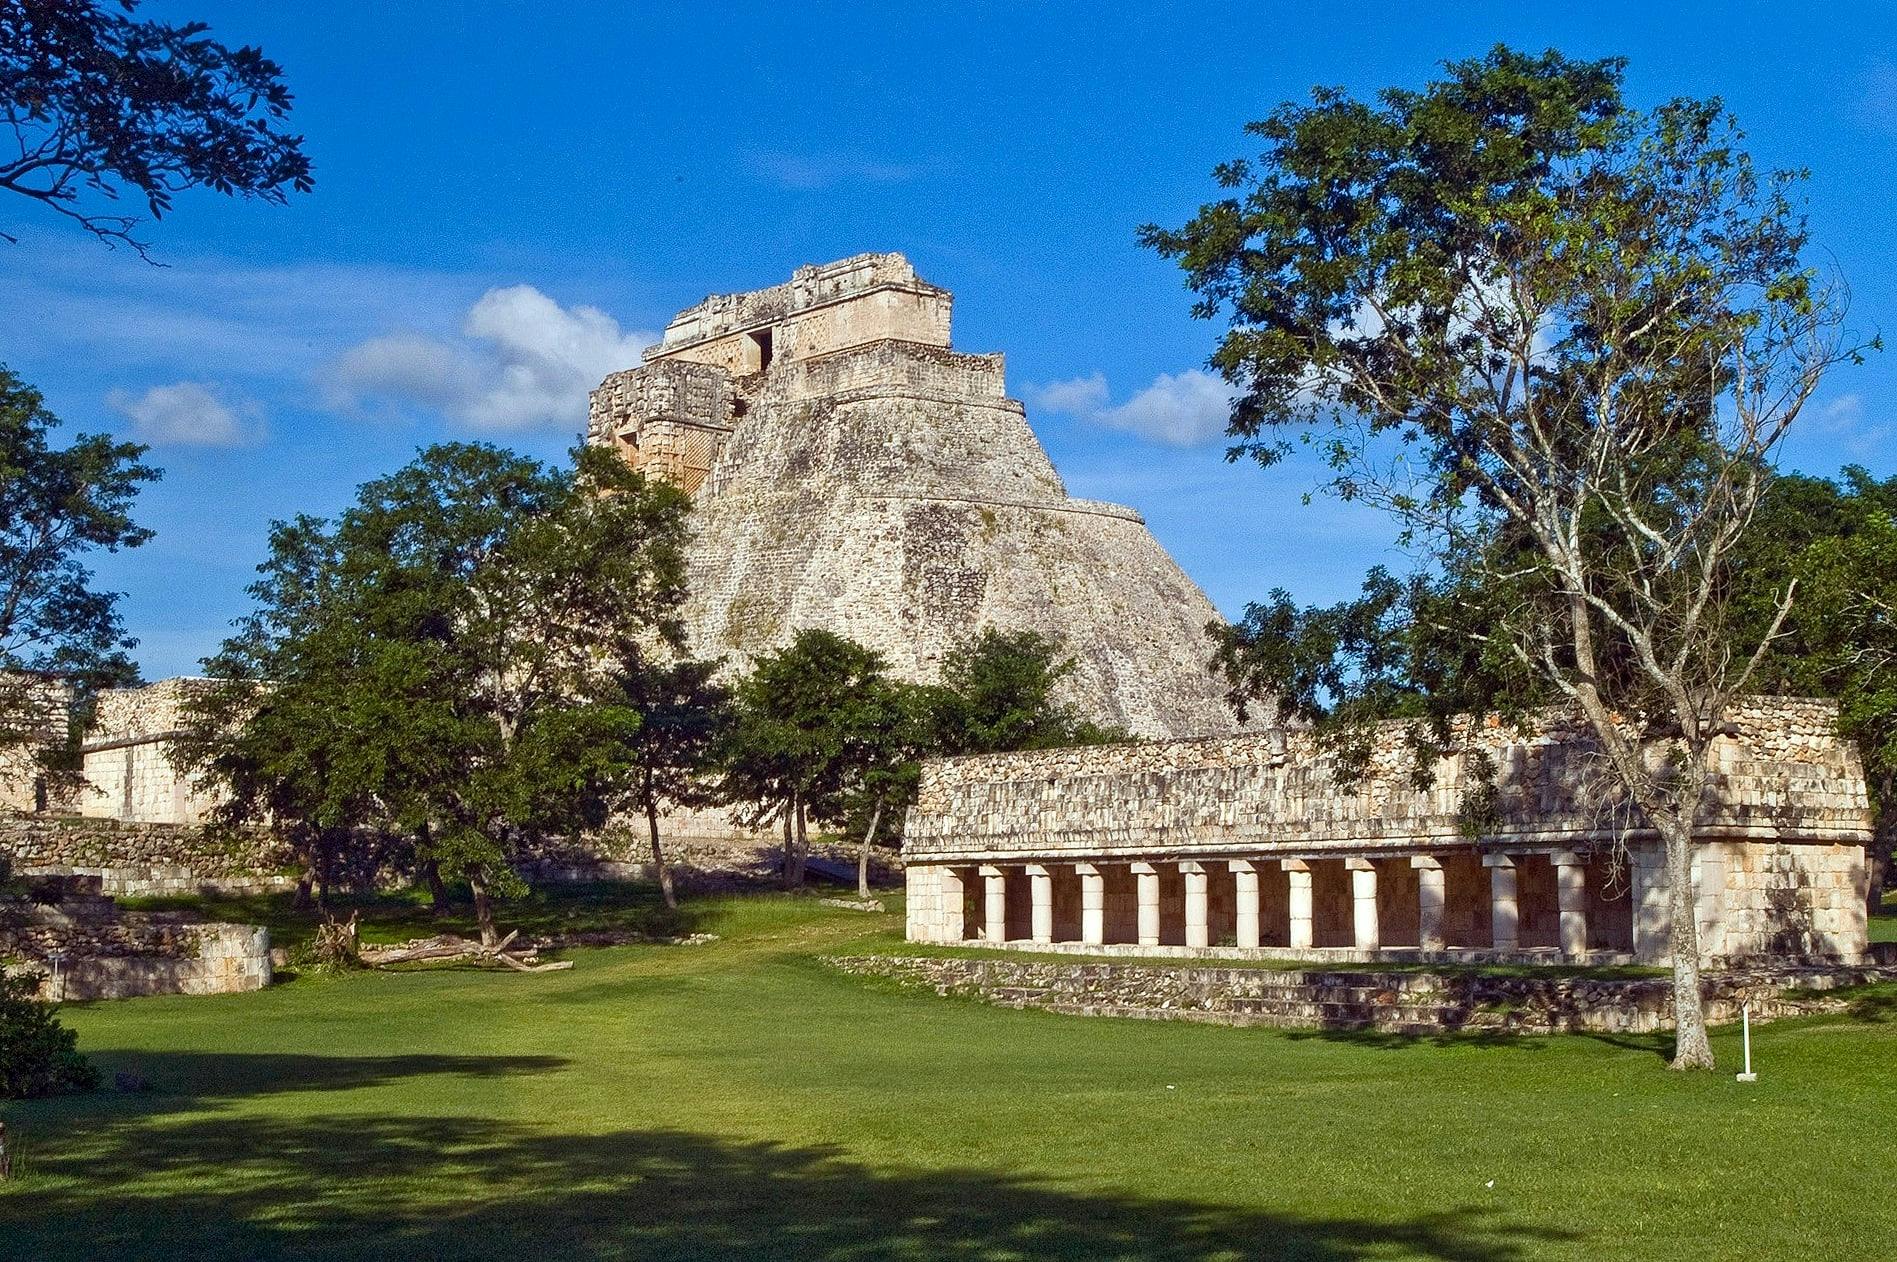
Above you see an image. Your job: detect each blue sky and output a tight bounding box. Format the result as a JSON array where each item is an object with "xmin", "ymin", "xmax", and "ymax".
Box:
[{"xmin": 6, "ymin": 1, "xmax": 1896, "ymax": 679}]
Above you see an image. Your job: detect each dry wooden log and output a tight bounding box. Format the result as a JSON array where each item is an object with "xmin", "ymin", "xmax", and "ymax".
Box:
[{"xmin": 357, "ymin": 928, "xmax": 564, "ymax": 973}]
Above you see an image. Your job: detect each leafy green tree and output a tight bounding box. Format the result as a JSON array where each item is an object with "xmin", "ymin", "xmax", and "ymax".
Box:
[
  {"xmin": 718, "ymin": 630, "xmax": 896, "ymax": 889},
  {"xmin": 841, "ymin": 680, "xmax": 935, "ymax": 898},
  {"xmin": 185, "ymin": 444, "xmax": 690, "ymax": 942},
  {"xmin": 1, "ymin": 0, "xmax": 312, "ymax": 255},
  {"xmin": 0, "ymin": 367, "xmax": 156, "ymax": 772},
  {"xmin": 1143, "ymin": 46, "xmax": 1864, "ymax": 1068},
  {"xmin": 933, "ymin": 628, "xmax": 1126, "ymax": 754},
  {"xmin": 605, "ymin": 650, "xmax": 730, "ymax": 910}
]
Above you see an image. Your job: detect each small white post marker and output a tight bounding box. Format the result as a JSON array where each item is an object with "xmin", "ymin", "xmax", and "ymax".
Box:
[{"xmin": 1735, "ymin": 1001, "xmax": 1758, "ymax": 1083}]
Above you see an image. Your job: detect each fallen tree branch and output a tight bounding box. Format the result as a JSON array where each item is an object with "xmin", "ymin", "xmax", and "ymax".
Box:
[{"xmin": 358, "ymin": 931, "xmax": 565, "ymax": 973}]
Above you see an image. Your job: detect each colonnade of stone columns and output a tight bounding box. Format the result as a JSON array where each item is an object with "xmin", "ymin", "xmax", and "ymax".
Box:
[{"xmin": 957, "ymin": 848, "xmax": 1620, "ymax": 959}]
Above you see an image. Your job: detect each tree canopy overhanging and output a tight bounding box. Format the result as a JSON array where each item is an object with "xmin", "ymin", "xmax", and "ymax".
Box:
[{"xmin": 0, "ymin": 0, "xmax": 311, "ymax": 254}]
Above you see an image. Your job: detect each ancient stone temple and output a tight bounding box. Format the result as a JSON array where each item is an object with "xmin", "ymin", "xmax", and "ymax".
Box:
[
  {"xmin": 586, "ymin": 253, "xmax": 1240, "ymax": 739},
  {"xmin": 902, "ymin": 698, "xmax": 1874, "ymax": 966}
]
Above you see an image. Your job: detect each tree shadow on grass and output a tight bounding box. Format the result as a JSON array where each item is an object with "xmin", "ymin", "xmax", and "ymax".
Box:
[
  {"xmin": 0, "ymin": 1108, "xmax": 1582, "ymax": 1262},
  {"xmin": 73, "ymin": 1050, "xmax": 571, "ymax": 1113},
  {"xmin": 1276, "ymin": 1026, "xmax": 1543, "ymax": 1053}
]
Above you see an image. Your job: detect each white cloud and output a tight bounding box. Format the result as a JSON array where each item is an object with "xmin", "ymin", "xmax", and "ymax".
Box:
[
  {"xmin": 321, "ymin": 285, "xmax": 655, "ymax": 431},
  {"xmin": 1811, "ymin": 392, "xmax": 1889, "ymax": 458},
  {"xmin": 1030, "ymin": 369, "xmax": 1236, "ymax": 447},
  {"xmin": 748, "ymin": 150, "xmax": 927, "ymax": 190},
  {"xmin": 105, "ymin": 381, "xmax": 265, "ymax": 446},
  {"xmin": 1026, "ymin": 373, "xmax": 1109, "ymax": 416},
  {"xmin": 1818, "ymin": 393, "xmax": 1865, "ymax": 427}
]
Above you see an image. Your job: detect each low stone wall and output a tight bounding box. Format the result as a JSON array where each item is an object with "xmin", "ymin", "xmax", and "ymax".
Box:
[
  {"xmin": 526, "ymin": 826, "xmax": 899, "ymax": 889},
  {"xmin": 0, "ymin": 813, "xmax": 294, "ymax": 896},
  {"xmin": 831, "ymin": 954, "xmax": 1894, "ymax": 1037},
  {"xmin": 1, "ymin": 896, "xmax": 271, "ymax": 1000}
]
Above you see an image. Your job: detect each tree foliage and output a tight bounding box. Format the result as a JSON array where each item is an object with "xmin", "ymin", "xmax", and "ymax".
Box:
[
  {"xmin": 933, "ymin": 628, "xmax": 1127, "ymax": 755},
  {"xmin": 183, "ymin": 443, "xmax": 691, "ymax": 941},
  {"xmin": 0, "ymin": 366, "xmax": 155, "ymax": 760},
  {"xmin": 718, "ymin": 630, "xmax": 901, "ymax": 888},
  {"xmin": 606, "ymin": 649, "xmax": 730, "ymax": 909},
  {"xmin": 1144, "ymin": 46, "xmax": 1864, "ymax": 1068},
  {"xmin": 720, "ymin": 626, "xmax": 1129, "ymax": 891},
  {"xmin": 1738, "ymin": 468, "xmax": 1897, "ymax": 905},
  {"xmin": 0, "ymin": 0, "xmax": 312, "ymax": 254},
  {"xmin": 0, "ymin": 971, "xmax": 97, "ymax": 1098}
]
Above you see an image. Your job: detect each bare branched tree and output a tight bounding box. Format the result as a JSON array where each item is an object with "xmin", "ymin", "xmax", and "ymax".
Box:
[{"xmin": 1145, "ymin": 47, "xmax": 1871, "ymax": 1068}]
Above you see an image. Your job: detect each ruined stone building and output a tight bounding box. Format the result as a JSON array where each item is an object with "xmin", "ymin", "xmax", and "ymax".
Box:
[
  {"xmin": 903, "ymin": 698, "xmax": 1874, "ymax": 966},
  {"xmin": 586, "ymin": 253, "xmax": 1241, "ymax": 738}
]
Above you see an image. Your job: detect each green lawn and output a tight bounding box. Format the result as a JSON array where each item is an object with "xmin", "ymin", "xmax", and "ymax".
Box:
[
  {"xmin": 3, "ymin": 888, "xmax": 1894, "ymax": 1261},
  {"xmin": 1872, "ymin": 891, "xmax": 1896, "ymax": 944}
]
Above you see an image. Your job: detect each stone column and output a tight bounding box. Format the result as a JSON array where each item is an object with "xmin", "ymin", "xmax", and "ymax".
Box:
[
  {"xmin": 1346, "ymin": 858, "xmax": 1379, "ymax": 952},
  {"xmin": 1025, "ymin": 864, "xmax": 1054, "ymax": 945},
  {"xmin": 1283, "ymin": 859, "xmax": 1313, "ymax": 949},
  {"xmin": 1553, "ymin": 850, "xmax": 1588, "ymax": 958},
  {"xmin": 1131, "ymin": 862, "xmax": 1161, "ymax": 947},
  {"xmin": 1693, "ymin": 848, "xmax": 1728, "ymax": 959},
  {"xmin": 1075, "ymin": 863, "xmax": 1105, "ymax": 946},
  {"xmin": 1229, "ymin": 860, "xmax": 1261, "ymax": 949},
  {"xmin": 1412, "ymin": 855, "xmax": 1445, "ymax": 952},
  {"xmin": 940, "ymin": 867, "xmax": 966, "ymax": 942},
  {"xmin": 1484, "ymin": 853, "xmax": 1519, "ymax": 952},
  {"xmin": 1180, "ymin": 861, "xmax": 1209, "ymax": 949},
  {"xmin": 979, "ymin": 864, "xmax": 1007, "ymax": 944},
  {"xmin": 1631, "ymin": 841, "xmax": 1670, "ymax": 963}
]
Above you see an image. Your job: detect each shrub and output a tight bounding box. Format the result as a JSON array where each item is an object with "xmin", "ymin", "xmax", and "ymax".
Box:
[{"xmin": 0, "ymin": 973, "xmax": 99, "ymax": 1099}]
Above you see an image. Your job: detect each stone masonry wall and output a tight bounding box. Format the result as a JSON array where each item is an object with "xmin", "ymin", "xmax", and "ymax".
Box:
[
  {"xmin": 76, "ymin": 678, "xmax": 223, "ymax": 824},
  {"xmin": 1, "ymin": 896, "xmax": 270, "ymax": 1000},
  {"xmin": 0, "ymin": 814, "xmax": 294, "ymax": 896},
  {"xmin": 906, "ymin": 697, "xmax": 1870, "ymax": 861},
  {"xmin": 831, "ymin": 954, "xmax": 1893, "ymax": 1036},
  {"xmin": 904, "ymin": 698, "xmax": 1872, "ymax": 964}
]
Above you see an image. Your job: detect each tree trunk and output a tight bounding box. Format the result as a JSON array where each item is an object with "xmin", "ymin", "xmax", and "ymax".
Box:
[
  {"xmin": 468, "ymin": 870, "xmax": 499, "ymax": 947},
  {"xmin": 293, "ymin": 873, "xmax": 314, "ymax": 911},
  {"xmin": 1661, "ymin": 816, "xmax": 1715, "ymax": 1070},
  {"xmin": 645, "ymin": 782, "xmax": 677, "ymax": 910},
  {"xmin": 785, "ymin": 793, "xmax": 809, "ymax": 888},
  {"xmin": 420, "ymin": 858, "xmax": 450, "ymax": 916},
  {"xmin": 1869, "ymin": 847, "xmax": 1891, "ymax": 922},
  {"xmin": 1869, "ymin": 771, "xmax": 1893, "ymax": 922},
  {"xmin": 780, "ymin": 805, "xmax": 795, "ymax": 889},
  {"xmin": 858, "ymin": 799, "xmax": 884, "ymax": 899}
]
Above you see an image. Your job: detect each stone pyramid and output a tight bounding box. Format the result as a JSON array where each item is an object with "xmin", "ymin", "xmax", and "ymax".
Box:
[{"xmin": 586, "ymin": 253, "xmax": 1240, "ymax": 739}]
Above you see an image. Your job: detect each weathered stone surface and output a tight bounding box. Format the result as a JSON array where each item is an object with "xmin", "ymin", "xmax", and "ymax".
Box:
[
  {"xmin": 829, "ymin": 954, "xmax": 1895, "ymax": 1036},
  {"xmin": 74, "ymin": 678, "xmax": 223, "ymax": 824},
  {"xmin": 0, "ymin": 893, "xmax": 270, "ymax": 1000},
  {"xmin": 906, "ymin": 697, "xmax": 1870, "ymax": 861},
  {"xmin": 903, "ymin": 697, "xmax": 1873, "ymax": 965},
  {"xmin": 588, "ymin": 253, "xmax": 1242, "ymax": 740},
  {"xmin": 0, "ymin": 814, "xmax": 294, "ymax": 895}
]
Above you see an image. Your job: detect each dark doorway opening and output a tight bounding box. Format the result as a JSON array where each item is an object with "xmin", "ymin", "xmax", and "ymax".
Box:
[{"xmin": 748, "ymin": 328, "xmax": 774, "ymax": 373}]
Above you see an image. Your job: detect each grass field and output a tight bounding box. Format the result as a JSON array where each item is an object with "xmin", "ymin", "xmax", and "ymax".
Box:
[{"xmin": 2, "ymin": 887, "xmax": 1894, "ymax": 1261}]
